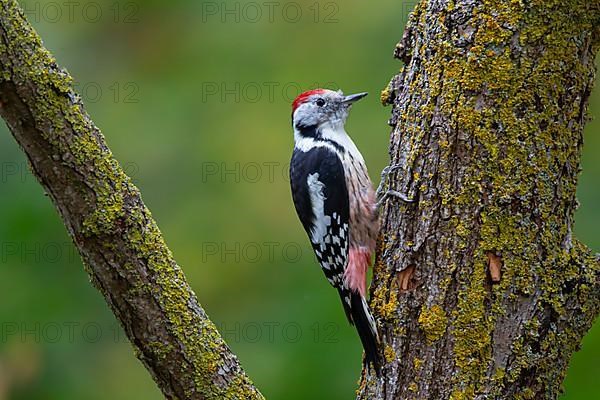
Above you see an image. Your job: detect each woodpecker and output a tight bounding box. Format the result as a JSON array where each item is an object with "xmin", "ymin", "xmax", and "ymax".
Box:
[{"xmin": 289, "ymin": 88, "xmax": 381, "ymax": 371}]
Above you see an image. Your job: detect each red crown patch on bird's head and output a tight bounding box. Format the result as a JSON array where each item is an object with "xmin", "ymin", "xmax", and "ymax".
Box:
[{"xmin": 292, "ymin": 89, "xmax": 328, "ymax": 113}]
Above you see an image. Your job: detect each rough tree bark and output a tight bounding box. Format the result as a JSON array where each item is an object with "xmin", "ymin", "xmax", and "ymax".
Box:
[
  {"xmin": 0, "ymin": 1, "xmax": 263, "ymax": 399},
  {"xmin": 361, "ymin": 1, "xmax": 600, "ymax": 399}
]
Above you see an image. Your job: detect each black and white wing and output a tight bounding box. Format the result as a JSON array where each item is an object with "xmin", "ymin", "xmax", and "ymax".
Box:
[
  {"xmin": 289, "ymin": 145, "xmax": 381, "ymax": 371},
  {"xmin": 290, "ymin": 146, "xmax": 350, "ymax": 288}
]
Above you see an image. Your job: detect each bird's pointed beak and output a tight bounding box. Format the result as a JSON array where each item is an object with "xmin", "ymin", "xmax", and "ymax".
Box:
[{"xmin": 342, "ymin": 92, "xmax": 368, "ymax": 104}]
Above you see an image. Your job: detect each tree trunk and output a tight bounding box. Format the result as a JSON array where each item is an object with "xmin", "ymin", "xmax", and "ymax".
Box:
[
  {"xmin": 360, "ymin": 1, "xmax": 600, "ymax": 399},
  {"xmin": 0, "ymin": 1, "xmax": 263, "ymax": 399}
]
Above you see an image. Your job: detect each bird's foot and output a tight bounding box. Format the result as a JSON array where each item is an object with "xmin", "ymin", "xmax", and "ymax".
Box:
[
  {"xmin": 376, "ymin": 189, "xmax": 415, "ymax": 209},
  {"xmin": 375, "ymin": 165, "xmax": 397, "ymax": 200},
  {"xmin": 375, "ymin": 164, "xmax": 415, "ymax": 209}
]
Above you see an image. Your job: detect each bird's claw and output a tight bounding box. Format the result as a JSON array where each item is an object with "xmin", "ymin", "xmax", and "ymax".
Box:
[
  {"xmin": 376, "ymin": 189, "xmax": 415, "ymax": 209},
  {"xmin": 375, "ymin": 165, "xmax": 415, "ymax": 209}
]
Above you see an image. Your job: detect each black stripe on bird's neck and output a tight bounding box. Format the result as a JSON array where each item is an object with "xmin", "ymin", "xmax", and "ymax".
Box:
[{"xmin": 295, "ymin": 123, "xmax": 345, "ymax": 154}]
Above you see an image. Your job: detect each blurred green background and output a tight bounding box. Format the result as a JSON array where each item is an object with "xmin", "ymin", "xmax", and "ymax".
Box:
[{"xmin": 0, "ymin": 0, "xmax": 597, "ymax": 399}]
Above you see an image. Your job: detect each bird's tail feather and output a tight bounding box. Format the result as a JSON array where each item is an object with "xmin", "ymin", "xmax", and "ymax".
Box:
[{"xmin": 338, "ymin": 289, "xmax": 381, "ymax": 374}]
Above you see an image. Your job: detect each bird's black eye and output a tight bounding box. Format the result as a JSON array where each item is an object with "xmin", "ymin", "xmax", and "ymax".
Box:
[{"xmin": 316, "ymin": 98, "xmax": 326, "ymax": 107}]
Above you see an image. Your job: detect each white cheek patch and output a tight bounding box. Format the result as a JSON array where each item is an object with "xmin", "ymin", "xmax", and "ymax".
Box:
[
  {"xmin": 306, "ymin": 173, "xmax": 331, "ymax": 245},
  {"xmin": 293, "ymin": 104, "xmax": 320, "ymax": 127}
]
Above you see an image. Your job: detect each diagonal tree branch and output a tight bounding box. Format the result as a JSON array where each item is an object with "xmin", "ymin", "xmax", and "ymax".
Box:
[{"xmin": 0, "ymin": 1, "xmax": 263, "ymax": 399}]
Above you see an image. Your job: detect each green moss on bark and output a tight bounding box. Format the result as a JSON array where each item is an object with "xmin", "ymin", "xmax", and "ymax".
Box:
[
  {"xmin": 367, "ymin": 0, "xmax": 600, "ymax": 398},
  {"xmin": 418, "ymin": 304, "xmax": 448, "ymax": 343}
]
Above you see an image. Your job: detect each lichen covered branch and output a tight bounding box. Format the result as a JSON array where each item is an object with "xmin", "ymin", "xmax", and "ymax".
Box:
[{"xmin": 0, "ymin": 1, "xmax": 263, "ymax": 399}]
